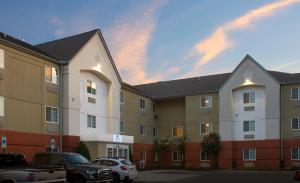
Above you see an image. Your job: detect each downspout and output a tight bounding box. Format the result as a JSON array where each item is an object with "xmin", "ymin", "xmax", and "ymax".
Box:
[
  {"xmin": 280, "ymin": 86, "xmax": 283, "ymax": 168},
  {"xmin": 59, "ymin": 62, "xmax": 68, "ymax": 152}
]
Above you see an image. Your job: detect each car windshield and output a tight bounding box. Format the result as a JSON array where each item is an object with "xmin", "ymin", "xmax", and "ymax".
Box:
[
  {"xmin": 121, "ymin": 160, "xmax": 132, "ymax": 166},
  {"xmin": 63, "ymin": 154, "xmax": 90, "ymax": 164}
]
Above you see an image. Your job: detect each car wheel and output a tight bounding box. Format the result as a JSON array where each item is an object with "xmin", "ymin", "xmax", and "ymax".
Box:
[
  {"xmin": 112, "ymin": 173, "xmax": 120, "ymax": 183},
  {"xmin": 123, "ymin": 176, "xmax": 132, "ymax": 183}
]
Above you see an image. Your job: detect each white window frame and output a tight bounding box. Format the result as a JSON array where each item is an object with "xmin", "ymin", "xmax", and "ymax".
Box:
[
  {"xmin": 243, "ymin": 92, "xmax": 255, "ymax": 104},
  {"xmin": 140, "ymin": 151, "xmax": 146, "ymax": 161},
  {"xmin": 291, "ymin": 117, "xmax": 300, "ymax": 130},
  {"xmin": 0, "ymin": 48, "xmax": 4, "ymax": 69},
  {"xmin": 87, "ymin": 80, "xmax": 96, "ymax": 95},
  {"xmin": 172, "ymin": 151, "xmax": 183, "ymax": 161},
  {"xmin": 45, "ymin": 65, "xmax": 59, "ymax": 84},
  {"xmin": 200, "ymin": 96, "xmax": 212, "ymax": 108},
  {"xmin": 45, "ymin": 106, "xmax": 59, "ymax": 123},
  {"xmin": 172, "ymin": 126, "xmax": 184, "ymax": 137},
  {"xmin": 87, "ymin": 114, "xmax": 96, "ymax": 128},
  {"xmin": 200, "ymin": 123, "xmax": 212, "ymax": 134},
  {"xmin": 0, "ymin": 96, "xmax": 4, "ymax": 117},
  {"xmin": 200, "ymin": 150, "xmax": 210, "ymax": 161},
  {"xmin": 120, "ymin": 92, "xmax": 124, "ymax": 104},
  {"xmin": 139, "ymin": 99, "xmax": 146, "ymax": 110},
  {"xmin": 243, "ymin": 149, "xmax": 256, "ymax": 161},
  {"xmin": 153, "ymin": 127, "xmax": 158, "ymax": 137},
  {"xmin": 291, "ymin": 147, "xmax": 300, "ymax": 160},
  {"xmin": 243, "ymin": 120, "xmax": 255, "ymax": 132},
  {"xmin": 120, "ymin": 120, "xmax": 125, "ymax": 134},
  {"xmin": 140, "ymin": 124, "xmax": 146, "ymax": 136},
  {"xmin": 291, "ymin": 88, "xmax": 300, "ymax": 100}
]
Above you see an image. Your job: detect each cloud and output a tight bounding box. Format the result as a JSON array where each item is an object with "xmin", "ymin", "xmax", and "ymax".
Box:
[
  {"xmin": 182, "ymin": 0, "xmax": 300, "ymax": 78},
  {"xmin": 272, "ymin": 60, "xmax": 300, "ymax": 71},
  {"xmin": 50, "ymin": 16, "xmax": 63, "ymax": 26},
  {"xmin": 106, "ymin": 1, "xmax": 168, "ymax": 84}
]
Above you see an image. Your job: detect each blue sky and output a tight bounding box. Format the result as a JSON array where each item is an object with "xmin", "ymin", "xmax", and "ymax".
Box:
[{"xmin": 0, "ymin": 0, "xmax": 300, "ymax": 84}]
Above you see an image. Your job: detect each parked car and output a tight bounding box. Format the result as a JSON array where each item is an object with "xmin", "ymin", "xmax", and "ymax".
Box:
[
  {"xmin": 92, "ymin": 157, "xmax": 138, "ymax": 183},
  {"xmin": 32, "ymin": 152, "xmax": 113, "ymax": 183},
  {"xmin": 0, "ymin": 153, "xmax": 66, "ymax": 183},
  {"xmin": 294, "ymin": 171, "xmax": 300, "ymax": 182}
]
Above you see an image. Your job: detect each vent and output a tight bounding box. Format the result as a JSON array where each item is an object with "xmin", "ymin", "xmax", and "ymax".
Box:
[
  {"xmin": 244, "ymin": 134, "xmax": 255, "ymax": 139},
  {"xmin": 244, "ymin": 106, "xmax": 255, "ymax": 111},
  {"xmin": 88, "ymin": 97, "xmax": 96, "ymax": 104}
]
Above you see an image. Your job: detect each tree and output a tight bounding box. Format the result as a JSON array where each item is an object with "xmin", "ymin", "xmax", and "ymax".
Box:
[
  {"xmin": 201, "ymin": 133, "xmax": 222, "ymax": 168},
  {"xmin": 177, "ymin": 135, "xmax": 187, "ymax": 167},
  {"xmin": 74, "ymin": 141, "xmax": 91, "ymax": 161},
  {"xmin": 153, "ymin": 136, "xmax": 172, "ymax": 167}
]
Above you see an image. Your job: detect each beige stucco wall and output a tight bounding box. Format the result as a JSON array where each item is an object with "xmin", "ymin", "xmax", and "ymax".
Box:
[
  {"xmin": 120, "ymin": 89, "xmax": 156, "ymax": 144},
  {"xmin": 281, "ymin": 84, "xmax": 300, "ymax": 139},
  {"xmin": 185, "ymin": 94, "xmax": 219, "ymax": 142},
  {"xmin": 0, "ymin": 43, "xmax": 60, "ymax": 135},
  {"xmin": 156, "ymin": 98, "xmax": 185, "ymax": 140}
]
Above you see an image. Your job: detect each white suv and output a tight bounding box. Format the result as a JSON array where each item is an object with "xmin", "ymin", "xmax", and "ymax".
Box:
[{"xmin": 92, "ymin": 157, "xmax": 138, "ymax": 183}]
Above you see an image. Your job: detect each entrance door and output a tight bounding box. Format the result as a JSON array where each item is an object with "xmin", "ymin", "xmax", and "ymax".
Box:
[{"xmin": 106, "ymin": 144, "xmax": 129, "ymax": 159}]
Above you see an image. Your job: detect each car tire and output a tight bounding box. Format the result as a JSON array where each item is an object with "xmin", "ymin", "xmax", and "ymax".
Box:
[
  {"xmin": 123, "ymin": 176, "xmax": 132, "ymax": 183},
  {"xmin": 112, "ymin": 173, "xmax": 120, "ymax": 183},
  {"xmin": 72, "ymin": 175, "xmax": 86, "ymax": 183}
]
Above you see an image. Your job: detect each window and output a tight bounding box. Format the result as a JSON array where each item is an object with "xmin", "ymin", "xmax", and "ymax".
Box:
[
  {"xmin": 120, "ymin": 92, "xmax": 124, "ymax": 104},
  {"xmin": 107, "ymin": 148, "xmax": 118, "ymax": 158},
  {"xmin": 140, "ymin": 151, "xmax": 146, "ymax": 161},
  {"xmin": 153, "ymin": 127, "xmax": 157, "ymax": 137},
  {"xmin": 291, "ymin": 118, "xmax": 300, "ymax": 130},
  {"xmin": 139, "ymin": 99, "xmax": 146, "ymax": 110},
  {"xmin": 243, "ymin": 149, "xmax": 256, "ymax": 160},
  {"xmin": 87, "ymin": 80, "xmax": 96, "ymax": 95},
  {"xmin": 244, "ymin": 92, "xmax": 255, "ymax": 104},
  {"xmin": 87, "ymin": 114, "xmax": 96, "ymax": 128},
  {"xmin": 292, "ymin": 148, "xmax": 300, "ymax": 160},
  {"xmin": 140, "ymin": 125, "xmax": 146, "ymax": 136},
  {"xmin": 291, "ymin": 88, "xmax": 300, "ymax": 100},
  {"xmin": 243, "ymin": 120, "xmax": 255, "ymax": 132},
  {"xmin": 45, "ymin": 106, "xmax": 59, "ymax": 123},
  {"xmin": 172, "ymin": 151, "xmax": 183, "ymax": 161},
  {"xmin": 153, "ymin": 103, "xmax": 156, "ymax": 112},
  {"xmin": 0, "ymin": 96, "xmax": 4, "ymax": 117},
  {"xmin": 45, "ymin": 65, "xmax": 58, "ymax": 84},
  {"xmin": 200, "ymin": 150, "xmax": 209, "ymax": 161},
  {"xmin": 172, "ymin": 126, "xmax": 183, "ymax": 137},
  {"xmin": 120, "ymin": 121, "xmax": 125, "ymax": 134},
  {"xmin": 200, "ymin": 123, "xmax": 212, "ymax": 134},
  {"xmin": 200, "ymin": 96, "xmax": 212, "ymax": 108},
  {"xmin": 0, "ymin": 49, "xmax": 4, "ymax": 68}
]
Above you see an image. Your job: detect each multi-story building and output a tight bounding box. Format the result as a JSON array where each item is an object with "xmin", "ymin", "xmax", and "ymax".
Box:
[
  {"xmin": 1, "ymin": 30, "xmax": 299, "ymax": 170},
  {"xmin": 0, "ymin": 32, "xmax": 61, "ymax": 160}
]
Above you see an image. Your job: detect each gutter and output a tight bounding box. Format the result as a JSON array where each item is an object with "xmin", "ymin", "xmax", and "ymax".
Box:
[{"xmin": 59, "ymin": 61, "xmax": 68, "ymax": 152}]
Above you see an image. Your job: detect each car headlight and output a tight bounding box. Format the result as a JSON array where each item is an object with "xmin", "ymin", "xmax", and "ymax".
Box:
[{"xmin": 86, "ymin": 169, "xmax": 97, "ymax": 178}]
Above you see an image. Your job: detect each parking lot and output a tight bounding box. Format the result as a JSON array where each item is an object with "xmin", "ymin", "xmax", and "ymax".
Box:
[{"xmin": 135, "ymin": 169, "xmax": 295, "ymax": 183}]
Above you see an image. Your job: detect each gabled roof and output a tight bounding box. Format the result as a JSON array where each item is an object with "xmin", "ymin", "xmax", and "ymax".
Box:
[
  {"xmin": 0, "ymin": 32, "xmax": 58, "ymax": 63},
  {"xmin": 37, "ymin": 29, "xmax": 122, "ymax": 83},
  {"xmin": 36, "ymin": 29, "xmax": 98, "ymax": 61}
]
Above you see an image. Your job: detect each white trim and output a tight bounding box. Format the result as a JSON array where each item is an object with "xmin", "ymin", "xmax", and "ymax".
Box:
[
  {"xmin": 172, "ymin": 126, "xmax": 184, "ymax": 137},
  {"xmin": 200, "ymin": 123, "xmax": 212, "ymax": 134},
  {"xmin": 0, "ymin": 48, "xmax": 4, "ymax": 69},
  {"xmin": 139, "ymin": 98, "xmax": 146, "ymax": 111},
  {"xmin": 291, "ymin": 147, "xmax": 300, "ymax": 160},
  {"xmin": 291, "ymin": 117, "xmax": 300, "ymax": 130},
  {"xmin": 87, "ymin": 114, "xmax": 96, "ymax": 128},
  {"xmin": 243, "ymin": 120, "xmax": 256, "ymax": 132},
  {"xmin": 45, "ymin": 105, "xmax": 59, "ymax": 123},
  {"xmin": 153, "ymin": 127, "xmax": 158, "ymax": 137},
  {"xmin": 243, "ymin": 148, "xmax": 256, "ymax": 161}
]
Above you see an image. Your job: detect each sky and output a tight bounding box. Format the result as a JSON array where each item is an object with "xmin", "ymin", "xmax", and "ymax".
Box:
[{"xmin": 0, "ymin": 0, "xmax": 300, "ymax": 85}]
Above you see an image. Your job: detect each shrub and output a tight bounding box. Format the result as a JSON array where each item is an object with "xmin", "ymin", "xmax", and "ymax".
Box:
[{"xmin": 74, "ymin": 141, "xmax": 91, "ymax": 161}]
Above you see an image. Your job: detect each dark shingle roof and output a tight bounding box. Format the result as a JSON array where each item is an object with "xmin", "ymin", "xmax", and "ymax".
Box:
[
  {"xmin": 0, "ymin": 32, "xmax": 57, "ymax": 62},
  {"xmin": 134, "ymin": 73, "xmax": 231, "ymax": 99},
  {"xmin": 133, "ymin": 71, "xmax": 300, "ymax": 99},
  {"xmin": 36, "ymin": 29, "xmax": 98, "ymax": 61}
]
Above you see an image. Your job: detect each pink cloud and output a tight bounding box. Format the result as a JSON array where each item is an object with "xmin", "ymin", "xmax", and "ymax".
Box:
[
  {"xmin": 107, "ymin": 1, "xmax": 168, "ymax": 85},
  {"xmin": 182, "ymin": 0, "xmax": 300, "ymax": 78}
]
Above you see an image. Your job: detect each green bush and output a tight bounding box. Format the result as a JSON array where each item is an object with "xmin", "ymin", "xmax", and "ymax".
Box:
[
  {"xmin": 74, "ymin": 141, "xmax": 91, "ymax": 161},
  {"xmin": 201, "ymin": 133, "xmax": 222, "ymax": 155}
]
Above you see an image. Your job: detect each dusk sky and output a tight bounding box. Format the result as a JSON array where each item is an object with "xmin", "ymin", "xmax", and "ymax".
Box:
[{"xmin": 0, "ymin": 0, "xmax": 300, "ymax": 85}]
